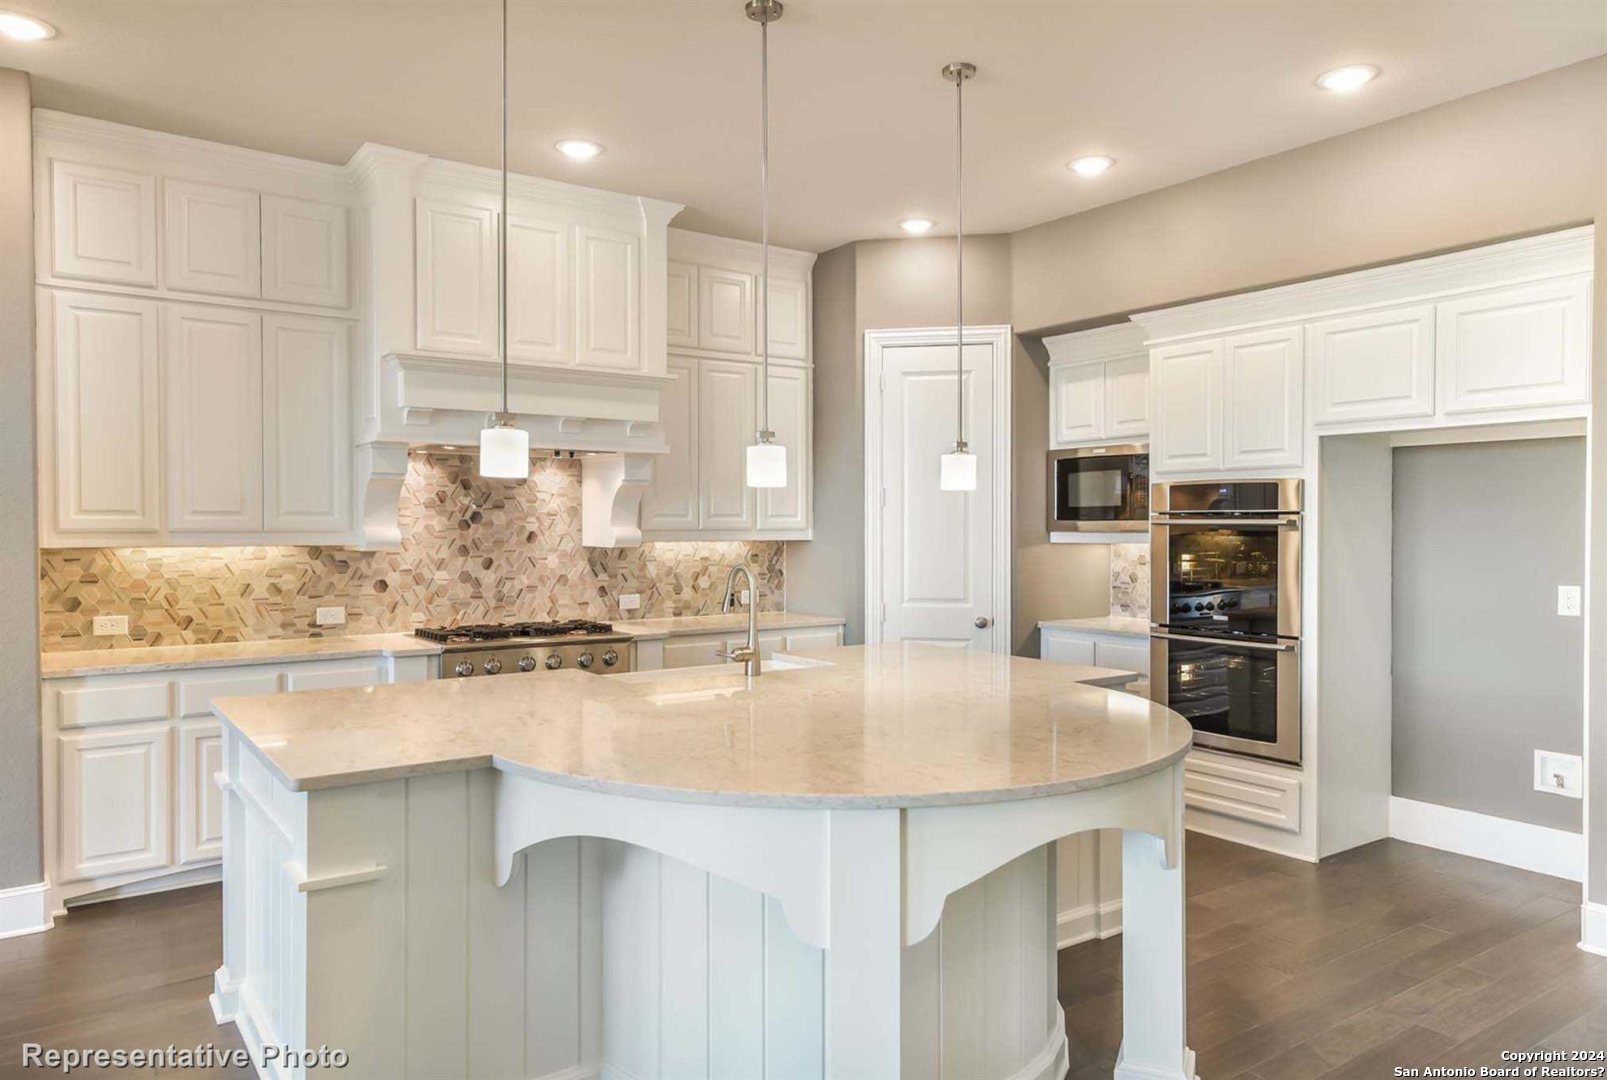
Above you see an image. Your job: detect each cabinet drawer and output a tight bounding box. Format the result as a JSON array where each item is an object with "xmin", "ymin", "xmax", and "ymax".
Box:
[
  {"xmin": 1183, "ymin": 753, "xmax": 1300, "ymax": 833},
  {"xmin": 56, "ymin": 680, "xmax": 172, "ymax": 729},
  {"xmin": 1092, "ymin": 639, "xmax": 1149, "ymax": 677},
  {"xmin": 177, "ymin": 671, "xmax": 281, "ymax": 717},
  {"xmin": 663, "ymin": 635, "xmax": 728, "ymax": 669},
  {"xmin": 283, "ymin": 661, "xmax": 383, "ymax": 692},
  {"xmin": 1039, "ymin": 632, "xmax": 1096, "ymax": 666}
]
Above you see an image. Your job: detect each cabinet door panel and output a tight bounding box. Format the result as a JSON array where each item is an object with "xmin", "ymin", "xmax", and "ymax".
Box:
[
  {"xmin": 1150, "ymin": 340, "xmax": 1222, "ymax": 473},
  {"xmin": 1050, "ymin": 363, "xmax": 1104, "ymax": 446},
  {"xmin": 163, "ymin": 180, "xmax": 261, "ymax": 298},
  {"xmin": 781, "ymin": 626, "xmax": 842, "ymax": 652},
  {"xmin": 698, "ymin": 360, "xmax": 757, "ymax": 530},
  {"xmin": 164, "ymin": 305, "xmax": 263, "ymax": 531},
  {"xmin": 1308, "ymin": 305, "xmax": 1435, "ymax": 425},
  {"xmin": 50, "ymin": 160, "xmax": 157, "ymax": 286},
  {"xmin": 698, "ymin": 268, "xmax": 755, "ymax": 355},
  {"xmin": 261, "ymin": 195, "xmax": 350, "ymax": 308},
  {"xmin": 509, "ymin": 216, "xmax": 571, "ymax": 364},
  {"xmin": 263, "ymin": 315, "xmax": 350, "ymax": 532},
  {"xmin": 575, "ymin": 225, "xmax": 640, "ymax": 371},
  {"xmin": 284, "ymin": 662, "xmax": 381, "ymax": 691},
  {"xmin": 59, "ymin": 724, "xmax": 171, "ymax": 883},
  {"xmin": 757, "ymin": 365, "xmax": 810, "ymax": 531},
  {"xmin": 666, "ymin": 261, "xmax": 698, "ymax": 348},
  {"xmin": 663, "ymin": 635, "xmax": 727, "ymax": 669},
  {"xmin": 1039, "ymin": 633, "xmax": 1096, "ymax": 666},
  {"xmin": 642, "ymin": 355, "xmax": 699, "ymax": 531},
  {"xmin": 1223, "ymin": 327, "xmax": 1303, "ymax": 469},
  {"xmin": 1093, "ymin": 639, "xmax": 1150, "ymax": 677},
  {"xmin": 764, "ymin": 278, "xmax": 808, "ymax": 361},
  {"xmin": 178, "ymin": 720, "xmax": 225, "ymax": 865},
  {"xmin": 415, "ymin": 198, "xmax": 497, "ymax": 356},
  {"xmin": 51, "ymin": 291, "xmax": 162, "ymax": 532},
  {"xmin": 1103, "ymin": 355, "xmax": 1149, "ymax": 439},
  {"xmin": 1437, "ymin": 277, "xmax": 1590, "ymax": 414}
]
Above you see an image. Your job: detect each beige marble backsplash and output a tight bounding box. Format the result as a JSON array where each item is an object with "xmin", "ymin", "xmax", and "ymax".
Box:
[
  {"xmin": 1109, "ymin": 542, "xmax": 1150, "ymax": 619},
  {"xmin": 39, "ymin": 453, "xmax": 784, "ymax": 650}
]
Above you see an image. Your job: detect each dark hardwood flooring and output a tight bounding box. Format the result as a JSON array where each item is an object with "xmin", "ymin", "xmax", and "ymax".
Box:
[{"xmin": 1, "ymin": 833, "xmax": 1600, "ymax": 1078}]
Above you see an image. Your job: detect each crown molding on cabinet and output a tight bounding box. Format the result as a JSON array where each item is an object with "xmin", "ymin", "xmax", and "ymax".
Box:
[
  {"xmin": 1131, "ymin": 225, "xmax": 1594, "ymax": 344},
  {"xmin": 1042, "ymin": 321, "xmax": 1147, "ymax": 366}
]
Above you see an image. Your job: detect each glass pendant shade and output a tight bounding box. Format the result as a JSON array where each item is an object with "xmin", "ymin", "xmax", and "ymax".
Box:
[
  {"xmin": 478, "ymin": 422, "xmax": 530, "ymax": 479},
  {"xmin": 746, "ymin": 440, "xmax": 787, "ymax": 488},
  {"xmin": 939, "ymin": 449, "xmax": 977, "ymax": 492}
]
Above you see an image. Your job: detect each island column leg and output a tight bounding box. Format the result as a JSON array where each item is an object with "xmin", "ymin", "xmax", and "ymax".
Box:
[
  {"xmin": 1116, "ymin": 779, "xmax": 1195, "ymax": 1079},
  {"xmin": 825, "ymin": 808, "xmax": 902, "ymax": 1079}
]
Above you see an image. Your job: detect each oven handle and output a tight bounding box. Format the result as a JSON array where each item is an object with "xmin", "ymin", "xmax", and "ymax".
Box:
[
  {"xmin": 1151, "ymin": 631, "xmax": 1298, "ymax": 652},
  {"xmin": 1152, "ymin": 517, "xmax": 1299, "ymax": 527}
]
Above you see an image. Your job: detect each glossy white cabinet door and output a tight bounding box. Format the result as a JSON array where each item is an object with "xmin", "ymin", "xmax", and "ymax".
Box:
[
  {"xmin": 1093, "ymin": 639, "xmax": 1150, "ymax": 677},
  {"xmin": 58, "ymin": 723, "xmax": 172, "ymax": 883},
  {"xmin": 1307, "ymin": 304, "xmax": 1436, "ymax": 425},
  {"xmin": 1222, "ymin": 326, "xmax": 1303, "ymax": 469},
  {"xmin": 758, "ymin": 365, "xmax": 810, "ymax": 532},
  {"xmin": 1104, "ymin": 354, "xmax": 1150, "ymax": 439},
  {"xmin": 1150, "ymin": 339, "xmax": 1223, "ymax": 473},
  {"xmin": 642, "ymin": 355, "xmax": 700, "ymax": 531},
  {"xmin": 1039, "ymin": 632, "xmax": 1096, "ymax": 665},
  {"xmin": 263, "ymin": 314, "xmax": 351, "ymax": 532},
  {"xmin": 764, "ymin": 278, "xmax": 809, "ymax": 361},
  {"xmin": 1437, "ymin": 276, "xmax": 1591, "ymax": 414},
  {"xmin": 51, "ymin": 291, "xmax": 163, "ymax": 532},
  {"xmin": 178, "ymin": 719, "xmax": 225, "ymax": 866},
  {"xmin": 261, "ymin": 194, "xmax": 350, "ymax": 308},
  {"xmin": 698, "ymin": 359, "xmax": 758, "ymax": 530},
  {"xmin": 164, "ymin": 304, "xmax": 263, "ymax": 531},
  {"xmin": 508, "ymin": 215, "xmax": 571, "ymax": 364},
  {"xmin": 663, "ymin": 635, "xmax": 729, "ymax": 669},
  {"xmin": 666, "ymin": 261, "xmax": 698, "ymax": 349},
  {"xmin": 49, "ymin": 160, "xmax": 158, "ymax": 286},
  {"xmin": 415, "ymin": 198, "xmax": 497, "ymax": 357},
  {"xmin": 163, "ymin": 179, "xmax": 261, "ymax": 298},
  {"xmin": 698, "ymin": 267, "xmax": 756, "ymax": 355},
  {"xmin": 575, "ymin": 224, "xmax": 641, "ymax": 371},
  {"xmin": 1050, "ymin": 362, "xmax": 1104, "ymax": 445}
]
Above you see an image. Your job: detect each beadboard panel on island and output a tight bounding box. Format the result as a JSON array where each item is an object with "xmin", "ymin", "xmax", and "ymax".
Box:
[{"xmin": 39, "ymin": 453, "xmax": 783, "ymax": 650}]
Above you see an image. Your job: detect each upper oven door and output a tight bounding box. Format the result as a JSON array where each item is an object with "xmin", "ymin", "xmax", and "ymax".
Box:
[
  {"xmin": 1047, "ymin": 445, "xmax": 1148, "ymax": 532},
  {"xmin": 1151, "ymin": 515, "xmax": 1301, "ymax": 639}
]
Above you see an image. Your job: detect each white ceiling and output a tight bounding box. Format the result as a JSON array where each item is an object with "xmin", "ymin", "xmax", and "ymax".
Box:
[{"xmin": 3, "ymin": 0, "xmax": 1605, "ymax": 252}]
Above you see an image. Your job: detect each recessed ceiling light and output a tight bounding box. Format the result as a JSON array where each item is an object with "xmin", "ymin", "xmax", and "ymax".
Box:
[
  {"xmin": 0, "ymin": 10, "xmax": 54, "ymax": 41},
  {"xmin": 899, "ymin": 218, "xmax": 935, "ymax": 234},
  {"xmin": 1068, "ymin": 155, "xmax": 1115, "ymax": 178},
  {"xmin": 1317, "ymin": 64, "xmax": 1380, "ymax": 93},
  {"xmin": 555, "ymin": 139, "xmax": 603, "ymax": 162}
]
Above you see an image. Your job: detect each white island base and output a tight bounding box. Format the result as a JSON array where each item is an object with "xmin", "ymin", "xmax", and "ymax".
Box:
[{"xmin": 211, "ymin": 743, "xmax": 1192, "ymax": 1080}]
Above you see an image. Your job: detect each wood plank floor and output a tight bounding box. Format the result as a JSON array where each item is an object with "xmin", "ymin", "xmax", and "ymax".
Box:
[{"xmin": 1, "ymin": 833, "xmax": 1600, "ymax": 1078}]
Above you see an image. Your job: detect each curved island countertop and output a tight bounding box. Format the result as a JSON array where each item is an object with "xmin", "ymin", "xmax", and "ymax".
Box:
[{"xmin": 212, "ymin": 642, "xmax": 1193, "ymax": 808}]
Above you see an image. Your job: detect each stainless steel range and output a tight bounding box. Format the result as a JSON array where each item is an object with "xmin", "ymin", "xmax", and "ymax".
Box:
[{"xmin": 415, "ymin": 619, "xmax": 635, "ymax": 678}]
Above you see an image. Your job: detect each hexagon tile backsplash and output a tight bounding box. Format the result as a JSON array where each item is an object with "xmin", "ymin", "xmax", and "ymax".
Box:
[{"xmin": 39, "ymin": 453, "xmax": 785, "ymax": 651}]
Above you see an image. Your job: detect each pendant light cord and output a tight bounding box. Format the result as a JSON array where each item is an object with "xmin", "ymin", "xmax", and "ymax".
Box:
[
  {"xmin": 498, "ymin": 0, "xmax": 509, "ymax": 419},
  {"xmin": 758, "ymin": 6, "xmax": 771, "ymax": 440},
  {"xmin": 954, "ymin": 70, "xmax": 964, "ymax": 449}
]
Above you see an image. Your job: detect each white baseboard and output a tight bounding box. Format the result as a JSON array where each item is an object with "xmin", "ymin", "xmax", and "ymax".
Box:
[
  {"xmin": 0, "ymin": 880, "xmax": 53, "ymax": 940},
  {"xmin": 1388, "ymin": 796, "xmax": 1583, "ymax": 882},
  {"xmin": 1057, "ymin": 898, "xmax": 1122, "ymax": 949},
  {"xmin": 1581, "ymin": 901, "xmax": 1607, "ymax": 957}
]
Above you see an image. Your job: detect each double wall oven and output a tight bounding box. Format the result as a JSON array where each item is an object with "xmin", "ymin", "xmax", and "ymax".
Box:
[{"xmin": 1150, "ymin": 479, "xmax": 1302, "ymax": 765}]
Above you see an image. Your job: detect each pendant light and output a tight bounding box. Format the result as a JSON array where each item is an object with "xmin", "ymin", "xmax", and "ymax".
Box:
[
  {"xmin": 744, "ymin": 0, "xmax": 787, "ymax": 489},
  {"xmin": 938, "ymin": 61, "xmax": 977, "ymax": 492},
  {"xmin": 478, "ymin": 0, "xmax": 530, "ymax": 480}
]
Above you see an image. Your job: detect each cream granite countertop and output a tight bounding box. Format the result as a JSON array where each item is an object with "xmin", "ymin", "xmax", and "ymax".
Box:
[
  {"xmin": 211, "ymin": 643, "xmax": 1189, "ymax": 807},
  {"xmin": 1037, "ymin": 615, "xmax": 1152, "ymax": 637},
  {"xmin": 616, "ymin": 611, "xmax": 846, "ymax": 641},
  {"xmin": 40, "ymin": 633, "xmax": 443, "ymax": 679}
]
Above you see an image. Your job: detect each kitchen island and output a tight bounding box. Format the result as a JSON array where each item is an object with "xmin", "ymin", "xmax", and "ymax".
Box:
[{"xmin": 209, "ymin": 644, "xmax": 1195, "ymax": 1080}]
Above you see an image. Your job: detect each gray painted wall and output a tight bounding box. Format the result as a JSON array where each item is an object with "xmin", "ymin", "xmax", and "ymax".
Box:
[
  {"xmin": 0, "ymin": 67, "xmax": 41, "ymax": 889},
  {"xmin": 1392, "ymin": 439, "xmax": 1584, "ymax": 833}
]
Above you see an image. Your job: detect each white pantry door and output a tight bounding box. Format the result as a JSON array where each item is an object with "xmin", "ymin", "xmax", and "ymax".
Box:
[{"xmin": 873, "ymin": 333, "xmax": 1005, "ymax": 650}]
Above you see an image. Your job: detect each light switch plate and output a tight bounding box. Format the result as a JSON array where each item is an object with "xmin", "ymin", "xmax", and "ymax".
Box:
[
  {"xmin": 92, "ymin": 614, "xmax": 129, "ymax": 636},
  {"xmin": 619, "ymin": 593, "xmax": 641, "ymax": 611},
  {"xmin": 1535, "ymin": 749, "xmax": 1583, "ymax": 798},
  {"xmin": 1558, "ymin": 585, "xmax": 1582, "ymax": 617},
  {"xmin": 315, "ymin": 606, "xmax": 347, "ymax": 627}
]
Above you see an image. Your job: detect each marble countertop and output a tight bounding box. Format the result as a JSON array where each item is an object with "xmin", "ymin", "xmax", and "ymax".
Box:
[
  {"xmin": 212, "ymin": 643, "xmax": 1189, "ymax": 807},
  {"xmin": 616, "ymin": 611, "xmax": 846, "ymax": 641},
  {"xmin": 1038, "ymin": 615, "xmax": 1152, "ymax": 637},
  {"xmin": 40, "ymin": 633, "xmax": 443, "ymax": 679}
]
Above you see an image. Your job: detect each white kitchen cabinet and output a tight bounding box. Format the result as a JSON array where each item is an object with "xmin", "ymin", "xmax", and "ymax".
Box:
[
  {"xmin": 164, "ymin": 304, "xmax": 264, "ymax": 531},
  {"xmin": 177, "ymin": 719, "xmax": 225, "ymax": 866},
  {"xmin": 58, "ymin": 723, "xmax": 171, "ymax": 883},
  {"xmin": 261, "ymin": 194, "xmax": 350, "ymax": 308},
  {"xmin": 1051, "ymin": 363, "xmax": 1104, "ymax": 445},
  {"xmin": 415, "ymin": 198, "xmax": 497, "ymax": 357},
  {"xmin": 663, "ymin": 635, "xmax": 730, "ymax": 669},
  {"xmin": 575, "ymin": 224, "xmax": 641, "ymax": 371},
  {"xmin": 781, "ymin": 626, "xmax": 844, "ymax": 652},
  {"xmin": 757, "ymin": 365, "xmax": 810, "ymax": 532},
  {"xmin": 666, "ymin": 261, "xmax": 698, "ymax": 349},
  {"xmin": 660, "ymin": 624, "xmax": 846, "ymax": 669},
  {"xmin": 1039, "ymin": 626, "xmax": 1150, "ymax": 677},
  {"xmin": 764, "ymin": 277, "xmax": 809, "ymax": 361},
  {"xmin": 1222, "ymin": 326, "xmax": 1303, "ymax": 469},
  {"xmin": 698, "ymin": 359, "xmax": 758, "ymax": 530},
  {"xmin": 1307, "ymin": 304, "xmax": 1436, "ymax": 425},
  {"xmin": 506, "ymin": 215, "xmax": 571, "ymax": 364},
  {"xmin": 641, "ymin": 355, "xmax": 699, "ymax": 531},
  {"xmin": 698, "ymin": 267, "xmax": 756, "ymax": 355},
  {"xmin": 263, "ymin": 314, "xmax": 351, "ymax": 533},
  {"xmin": 49, "ymin": 290, "xmax": 163, "ymax": 534},
  {"xmin": 49, "ymin": 159, "xmax": 158, "ymax": 286},
  {"xmin": 163, "ymin": 179, "xmax": 261, "ymax": 298},
  {"xmin": 1150, "ymin": 339, "xmax": 1223, "ymax": 472},
  {"xmin": 1437, "ymin": 276, "xmax": 1591, "ymax": 415},
  {"xmin": 1104, "ymin": 354, "xmax": 1150, "ymax": 439}
]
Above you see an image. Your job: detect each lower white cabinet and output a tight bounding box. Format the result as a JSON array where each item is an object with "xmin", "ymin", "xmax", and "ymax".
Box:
[
  {"xmin": 177, "ymin": 720, "xmax": 225, "ymax": 866},
  {"xmin": 58, "ymin": 723, "xmax": 171, "ymax": 883},
  {"xmin": 655, "ymin": 624, "xmax": 845, "ymax": 670},
  {"xmin": 1039, "ymin": 626, "xmax": 1149, "ymax": 677}
]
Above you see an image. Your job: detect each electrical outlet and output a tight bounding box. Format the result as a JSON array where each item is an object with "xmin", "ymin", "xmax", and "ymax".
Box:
[
  {"xmin": 619, "ymin": 593, "xmax": 641, "ymax": 611},
  {"xmin": 315, "ymin": 606, "xmax": 347, "ymax": 627},
  {"xmin": 1557, "ymin": 585, "xmax": 1582, "ymax": 617},
  {"xmin": 1534, "ymin": 750, "xmax": 1583, "ymax": 799},
  {"xmin": 92, "ymin": 614, "xmax": 128, "ymax": 637},
  {"xmin": 740, "ymin": 589, "xmax": 751, "ymax": 605}
]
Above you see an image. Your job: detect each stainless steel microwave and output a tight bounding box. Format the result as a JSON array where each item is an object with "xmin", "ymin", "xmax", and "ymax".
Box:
[{"xmin": 1047, "ymin": 444, "xmax": 1149, "ymax": 533}]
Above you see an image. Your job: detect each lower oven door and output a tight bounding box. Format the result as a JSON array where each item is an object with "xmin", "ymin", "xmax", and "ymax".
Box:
[{"xmin": 1150, "ymin": 631, "xmax": 1300, "ymax": 765}]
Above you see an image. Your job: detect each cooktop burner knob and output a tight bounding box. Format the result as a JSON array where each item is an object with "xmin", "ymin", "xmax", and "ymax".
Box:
[
  {"xmin": 545, "ymin": 654, "xmax": 563, "ymax": 670},
  {"xmin": 453, "ymin": 660, "xmax": 475, "ymax": 678},
  {"xmin": 517, "ymin": 655, "xmax": 537, "ymax": 672},
  {"xmin": 602, "ymin": 649, "xmax": 619, "ymax": 667},
  {"xmin": 483, "ymin": 657, "xmax": 502, "ymax": 675},
  {"xmin": 576, "ymin": 652, "xmax": 595, "ymax": 669}
]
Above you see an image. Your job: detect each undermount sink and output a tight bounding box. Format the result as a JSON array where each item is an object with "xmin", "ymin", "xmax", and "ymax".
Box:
[{"xmin": 611, "ymin": 652, "xmax": 834, "ymax": 684}]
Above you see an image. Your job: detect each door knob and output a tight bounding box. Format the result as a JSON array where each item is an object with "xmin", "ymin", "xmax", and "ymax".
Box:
[{"xmin": 974, "ymin": 616, "xmax": 992, "ymax": 629}]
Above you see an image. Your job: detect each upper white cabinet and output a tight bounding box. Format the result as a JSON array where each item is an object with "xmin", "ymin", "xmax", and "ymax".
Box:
[
  {"xmin": 666, "ymin": 261, "xmax": 698, "ymax": 349},
  {"xmin": 1050, "ymin": 362, "xmax": 1103, "ymax": 445},
  {"xmin": 575, "ymin": 224, "xmax": 641, "ymax": 371},
  {"xmin": 764, "ymin": 278, "xmax": 809, "ymax": 361},
  {"xmin": 1437, "ymin": 276, "xmax": 1591, "ymax": 415},
  {"xmin": 164, "ymin": 304, "xmax": 263, "ymax": 531},
  {"xmin": 263, "ymin": 315, "xmax": 351, "ymax": 533},
  {"xmin": 507, "ymin": 215, "xmax": 571, "ymax": 364},
  {"xmin": 641, "ymin": 355, "xmax": 699, "ymax": 531},
  {"xmin": 1222, "ymin": 327, "xmax": 1303, "ymax": 469},
  {"xmin": 1307, "ymin": 305, "xmax": 1436, "ymax": 425},
  {"xmin": 49, "ymin": 160, "xmax": 158, "ymax": 286},
  {"xmin": 1043, "ymin": 323, "xmax": 1149, "ymax": 449},
  {"xmin": 415, "ymin": 198, "xmax": 498, "ymax": 358},
  {"xmin": 1104, "ymin": 355, "xmax": 1150, "ymax": 440},
  {"xmin": 699, "ymin": 267, "xmax": 756, "ymax": 355},
  {"xmin": 163, "ymin": 180, "xmax": 262, "ymax": 298},
  {"xmin": 261, "ymin": 195, "xmax": 350, "ymax": 309},
  {"xmin": 758, "ymin": 364, "xmax": 811, "ymax": 531},
  {"xmin": 669, "ymin": 229, "xmax": 813, "ymax": 366},
  {"xmin": 698, "ymin": 359, "xmax": 758, "ymax": 531},
  {"xmin": 1150, "ymin": 339, "xmax": 1225, "ymax": 472}
]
